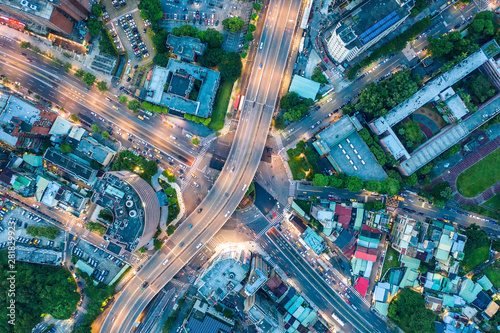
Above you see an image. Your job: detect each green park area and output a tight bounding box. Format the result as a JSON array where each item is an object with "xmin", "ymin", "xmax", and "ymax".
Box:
[
  {"xmin": 208, "ymin": 80, "xmax": 233, "ymax": 131},
  {"xmin": 457, "ymin": 148, "xmax": 500, "ymax": 198},
  {"xmin": 381, "ymin": 246, "xmax": 400, "ymax": 279},
  {"xmin": 460, "ymin": 225, "xmax": 490, "ymax": 273},
  {"xmin": 484, "ymin": 193, "xmax": 500, "ymax": 211}
]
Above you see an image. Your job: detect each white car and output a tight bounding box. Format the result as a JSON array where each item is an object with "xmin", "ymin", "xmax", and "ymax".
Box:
[
  {"xmin": 163, "ymin": 259, "xmax": 168, "ymax": 265},
  {"xmin": 170, "ymin": 135, "xmax": 177, "ymax": 140},
  {"xmin": 259, "ymin": 42, "xmax": 263, "ymax": 49},
  {"xmin": 224, "ymin": 211, "xmax": 230, "ymax": 217}
]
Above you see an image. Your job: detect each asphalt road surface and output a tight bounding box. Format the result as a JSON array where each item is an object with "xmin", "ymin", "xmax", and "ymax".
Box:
[
  {"xmin": 99, "ymin": 0, "xmax": 302, "ymax": 331},
  {"xmin": 0, "ymin": 36, "xmax": 196, "ymax": 165}
]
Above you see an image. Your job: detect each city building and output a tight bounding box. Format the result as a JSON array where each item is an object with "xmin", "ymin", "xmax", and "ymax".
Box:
[
  {"xmin": 326, "ymin": 0, "xmax": 412, "ymax": 63},
  {"xmin": 43, "ymin": 147, "xmax": 98, "ymax": 187},
  {"xmin": 368, "ymin": 40, "xmax": 500, "ymax": 176},
  {"xmin": 313, "ymin": 115, "xmax": 387, "ymax": 181},
  {"xmin": 0, "ymin": 0, "xmax": 92, "ymax": 35},
  {"xmin": 288, "ymin": 75, "xmax": 321, "ymax": 100},
  {"xmin": 0, "ymin": 91, "xmax": 58, "ymax": 150},
  {"xmin": 300, "ymin": 227, "xmax": 325, "ymax": 255},
  {"xmin": 351, "ymin": 225, "xmax": 382, "ymax": 279},
  {"xmin": 76, "ymin": 136, "xmax": 116, "ymax": 167},
  {"xmin": 195, "ymin": 246, "xmax": 251, "ymax": 305},
  {"xmin": 244, "ymin": 255, "xmax": 269, "ymax": 297},
  {"xmin": 183, "ymin": 299, "xmax": 234, "ymax": 333},
  {"xmin": 37, "ymin": 178, "xmax": 87, "ymax": 214},
  {"xmin": 166, "ymin": 35, "xmax": 206, "ymax": 62},
  {"xmin": 244, "ymin": 291, "xmax": 283, "ymax": 332},
  {"xmin": 91, "ymin": 171, "xmax": 161, "ymax": 252},
  {"xmin": 391, "ymin": 215, "xmax": 419, "ymax": 257},
  {"xmin": 143, "ymin": 60, "xmax": 220, "ymax": 118}
]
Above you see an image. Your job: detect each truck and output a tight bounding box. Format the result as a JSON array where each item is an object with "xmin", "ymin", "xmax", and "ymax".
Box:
[{"xmin": 238, "ymin": 95, "xmax": 245, "ymax": 111}]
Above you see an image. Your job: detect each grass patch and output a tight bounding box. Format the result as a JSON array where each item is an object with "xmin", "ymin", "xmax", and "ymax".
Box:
[
  {"xmin": 484, "ymin": 193, "xmax": 500, "ymax": 211},
  {"xmin": 462, "ymin": 204, "xmax": 500, "ymax": 221},
  {"xmin": 483, "ymin": 261, "xmax": 500, "ymax": 288},
  {"xmin": 294, "ymin": 199, "xmax": 312, "ymax": 215},
  {"xmin": 208, "ymin": 80, "xmax": 233, "ymax": 131},
  {"xmin": 381, "ymin": 246, "xmax": 400, "ymax": 279},
  {"xmin": 457, "ymin": 148, "xmax": 500, "ymax": 197},
  {"xmin": 461, "ymin": 245, "xmax": 489, "ymax": 272}
]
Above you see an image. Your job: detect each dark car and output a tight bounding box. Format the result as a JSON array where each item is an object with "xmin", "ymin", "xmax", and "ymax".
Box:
[
  {"xmin": 21, "ymin": 52, "xmax": 26, "ymax": 56},
  {"xmin": 126, "ymin": 76, "xmax": 132, "ymax": 82},
  {"xmin": 198, "ymin": 208, "xmax": 203, "ymax": 213}
]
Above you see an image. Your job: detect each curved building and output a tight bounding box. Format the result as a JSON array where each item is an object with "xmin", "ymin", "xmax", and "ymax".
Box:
[{"xmin": 91, "ymin": 171, "xmax": 160, "ymax": 252}]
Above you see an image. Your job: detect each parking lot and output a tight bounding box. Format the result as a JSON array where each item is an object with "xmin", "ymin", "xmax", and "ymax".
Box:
[
  {"xmin": 0, "ymin": 206, "xmax": 66, "ymax": 261},
  {"xmin": 72, "ymin": 239, "xmax": 128, "ymax": 285},
  {"xmin": 116, "ymin": 13, "xmax": 151, "ymax": 61},
  {"xmin": 160, "ymin": 0, "xmax": 253, "ymax": 52}
]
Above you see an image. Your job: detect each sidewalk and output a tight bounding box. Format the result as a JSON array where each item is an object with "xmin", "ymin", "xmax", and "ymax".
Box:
[{"xmin": 0, "ymin": 24, "xmax": 112, "ymax": 83}]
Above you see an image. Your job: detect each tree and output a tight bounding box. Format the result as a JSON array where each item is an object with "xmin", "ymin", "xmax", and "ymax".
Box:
[
  {"xmin": 167, "ymin": 225, "xmax": 175, "ymax": 236},
  {"xmin": 199, "ymin": 28, "xmax": 224, "ymax": 48},
  {"xmin": 245, "ymin": 32, "xmax": 254, "ymax": 42},
  {"xmin": 153, "ymin": 238, "xmax": 163, "ymax": 250},
  {"xmin": 347, "ymin": 176, "xmax": 364, "ymax": 192},
  {"xmin": 404, "ymin": 173, "xmax": 418, "ymax": 186},
  {"xmin": 248, "ymin": 24, "xmax": 256, "ymax": 33},
  {"xmin": 26, "ymin": 226, "xmax": 60, "ymax": 239},
  {"xmin": 251, "ymin": 13, "xmax": 258, "ymax": 21},
  {"xmin": 91, "ymin": 3, "xmax": 103, "ymax": 17},
  {"xmin": 101, "ymin": 131, "xmax": 110, "ymax": 140},
  {"xmin": 243, "ymin": 43, "xmax": 250, "ymax": 50},
  {"xmin": 364, "ymin": 180, "xmax": 381, "ymax": 193},
  {"xmin": 311, "ymin": 67, "xmax": 328, "ymax": 84},
  {"xmin": 99, "ymin": 29, "xmax": 118, "ymax": 56},
  {"xmin": 192, "ymin": 138, "xmax": 200, "ymax": 145},
  {"xmin": 153, "ymin": 52, "xmax": 170, "ymax": 67},
  {"xmin": 74, "ymin": 69, "xmax": 85, "ymax": 78},
  {"xmin": 274, "ymin": 116, "xmax": 286, "ymax": 130},
  {"xmin": 142, "ymin": 101, "xmax": 153, "ymax": 111},
  {"xmin": 388, "ymin": 288, "xmax": 437, "ymax": 333},
  {"xmin": 253, "ymin": 3, "xmax": 262, "ymax": 11},
  {"xmin": 69, "ymin": 114, "xmax": 79, "ymax": 122},
  {"xmin": 91, "ymin": 124, "xmax": 101, "ymax": 133},
  {"xmin": 240, "ymin": 52, "xmax": 247, "ymax": 59},
  {"xmin": 82, "ymin": 72, "xmax": 96, "ymax": 86},
  {"xmin": 60, "ymin": 142, "xmax": 73, "ymax": 154},
  {"xmin": 222, "ymin": 17, "xmax": 245, "ymax": 32},
  {"xmin": 120, "ymin": 96, "xmax": 128, "ymax": 103},
  {"xmin": 137, "ymin": 0, "xmax": 163, "ymax": 23},
  {"xmin": 128, "ymin": 100, "xmax": 141, "ymax": 112},
  {"xmin": 380, "ymin": 177, "xmax": 401, "ymax": 196},
  {"xmin": 198, "ymin": 48, "xmax": 226, "ymax": 67},
  {"xmin": 20, "ymin": 41, "xmax": 31, "ymax": 49},
  {"xmin": 87, "ymin": 17, "xmax": 102, "ymax": 36},
  {"xmin": 96, "ymin": 81, "xmax": 108, "ymax": 92},
  {"xmin": 63, "ymin": 62, "xmax": 72, "ymax": 73},
  {"xmin": 313, "ymin": 174, "xmax": 329, "ymax": 187},
  {"xmin": 218, "ymin": 52, "xmax": 242, "ymax": 82},
  {"xmin": 468, "ymin": 74, "xmax": 496, "ymax": 104}
]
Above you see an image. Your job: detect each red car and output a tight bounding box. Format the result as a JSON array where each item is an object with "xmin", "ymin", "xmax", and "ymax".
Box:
[
  {"xmin": 26, "ymin": 58, "xmax": 32, "ymax": 62},
  {"xmin": 205, "ymin": 19, "xmax": 208, "ymax": 25},
  {"xmin": 323, "ymin": 57, "xmax": 329, "ymax": 63}
]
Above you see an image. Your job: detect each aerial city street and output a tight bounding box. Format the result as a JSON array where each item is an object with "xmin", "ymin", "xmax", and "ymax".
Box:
[{"xmin": 1, "ymin": 0, "xmax": 500, "ymax": 331}]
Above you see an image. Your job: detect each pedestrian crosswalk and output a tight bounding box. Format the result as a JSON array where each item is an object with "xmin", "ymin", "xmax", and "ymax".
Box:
[
  {"xmin": 253, "ymin": 203, "xmax": 291, "ymax": 241},
  {"xmin": 181, "ymin": 144, "xmax": 210, "ymax": 191}
]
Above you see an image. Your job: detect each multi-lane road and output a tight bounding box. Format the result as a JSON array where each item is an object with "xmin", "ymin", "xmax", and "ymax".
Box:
[
  {"xmin": 0, "ymin": 36, "xmax": 196, "ymax": 166},
  {"xmin": 99, "ymin": 0, "xmax": 302, "ymax": 331}
]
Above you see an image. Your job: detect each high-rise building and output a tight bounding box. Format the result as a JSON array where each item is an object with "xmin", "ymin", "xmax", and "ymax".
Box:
[
  {"xmin": 326, "ymin": 0, "xmax": 412, "ymax": 63},
  {"xmin": 244, "ymin": 291, "xmax": 283, "ymax": 332},
  {"xmin": 244, "ymin": 255, "xmax": 269, "ymax": 297},
  {"xmin": 195, "ymin": 246, "xmax": 251, "ymax": 305}
]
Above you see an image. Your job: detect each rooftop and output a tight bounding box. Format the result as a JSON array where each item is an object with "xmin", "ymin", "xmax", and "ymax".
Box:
[
  {"xmin": 196, "ymin": 247, "xmax": 251, "ymax": 305},
  {"xmin": 0, "ymin": 0, "xmax": 55, "ymax": 21},
  {"xmin": 77, "ymin": 136, "xmax": 116, "ymax": 166},
  {"xmin": 91, "ymin": 171, "xmax": 161, "ymax": 251},
  {"xmin": 166, "ymin": 35, "xmax": 206, "ymax": 62},
  {"xmin": 144, "ymin": 60, "xmax": 220, "ymax": 118},
  {"xmin": 49, "ymin": 116, "xmax": 72, "ymax": 136},
  {"xmin": 370, "ymin": 47, "xmax": 491, "ymax": 135},
  {"xmin": 43, "ymin": 147, "xmax": 97, "ymax": 184},
  {"xmin": 301, "ymin": 227, "xmax": 325, "ymax": 255},
  {"xmin": 288, "ymin": 75, "xmax": 321, "ymax": 100}
]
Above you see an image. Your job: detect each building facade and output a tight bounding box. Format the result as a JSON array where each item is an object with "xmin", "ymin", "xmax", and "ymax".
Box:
[{"xmin": 326, "ymin": 0, "xmax": 412, "ymax": 63}]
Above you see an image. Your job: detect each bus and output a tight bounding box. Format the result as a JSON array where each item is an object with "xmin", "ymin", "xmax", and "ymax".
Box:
[
  {"xmin": 331, "ymin": 312, "xmax": 345, "ymax": 327},
  {"xmin": 238, "ymin": 95, "xmax": 245, "ymax": 111},
  {"xmin": 234, "ymin": 94, "xmax": 241, "ymax": 110}
]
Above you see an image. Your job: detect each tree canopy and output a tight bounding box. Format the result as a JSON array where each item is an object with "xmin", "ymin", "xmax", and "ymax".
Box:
[
  {"xmin": 280, "ymin": 92, "xmax": 314, "ymax": 122},
  {"xmin": 388, "ymin": 288, "xmax": 437, "ymax": 333},
  {"xmin": 222, "ymin": 17, "xmax": 245, "ymax": 32},
  {"xmin": 60, "ymin": 142, "xmax": 73, "ymax": 154},
  {"xmin": 0, "ymin": 251, "xmax": 79, "ymax": 333},
  {"xmin": 311, "ymin": 67, "xmax": 328, "ymax": 84},
  {"xmin": 128, "ymin": 100, "xmax": 141, "ymax": 112},
  {"xmin": 82, "ymin": 73, "xmax": 96, "ymax": 86},
  {"xmin": 218, "ymin": 52, "xmax": 242, "ymax": 82}
]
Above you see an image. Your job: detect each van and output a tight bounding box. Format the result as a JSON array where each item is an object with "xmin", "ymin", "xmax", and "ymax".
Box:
[
  {"xmin": 349, "ymin": 144, "xmax": 354, "ymax": 149},
  {"xmin": 353, "ymin": 166, "xmax": 358, "ymax": 170},
  {"xmin": 357, "ymin": 155, "xmax": 361, "ymax": 159},
  {"xmin": 242, "ymin": 184, "xmax": 247, "ymax": 191},
  {"xmin": 346, "ymin": 155, "xmax": 350, "ymax": 160},
  {"xmin": 349, "ymin": 160, "xmax": 354, "ymax": 165},
  {"xmin": 361, "ymin": 160, "xmax": 366, "ymax": 165}
]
